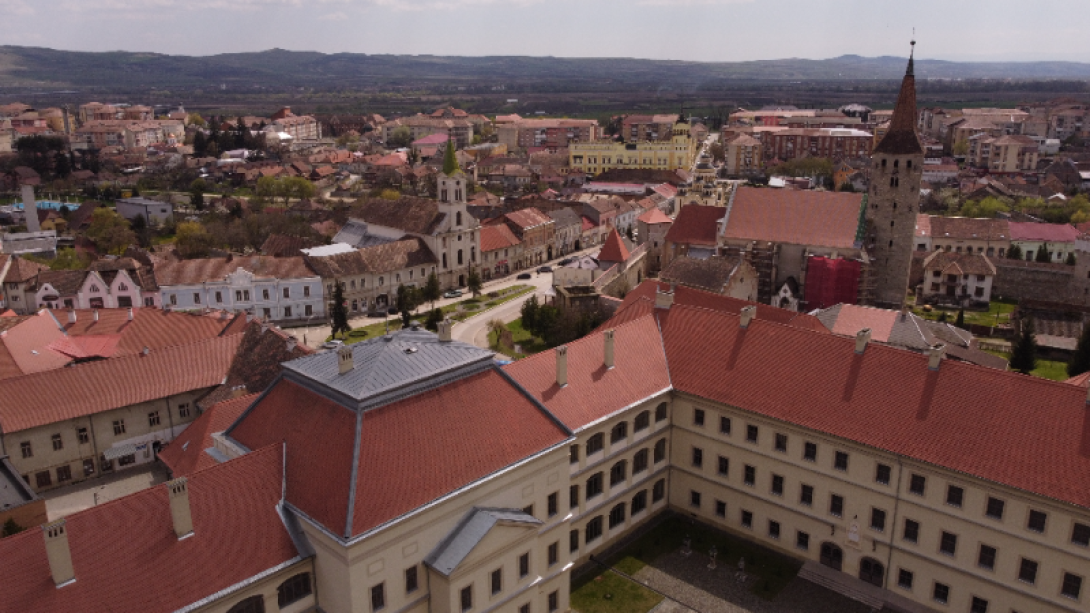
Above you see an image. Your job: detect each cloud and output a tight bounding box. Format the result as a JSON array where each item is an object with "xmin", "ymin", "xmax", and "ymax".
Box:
[
  {"xmin": 365, "ymin": 0, "xmax": 546, "ymax": 10},
  {"xmin": 0, "ymin": 0, "xmax": 35, "ymax": 15}
]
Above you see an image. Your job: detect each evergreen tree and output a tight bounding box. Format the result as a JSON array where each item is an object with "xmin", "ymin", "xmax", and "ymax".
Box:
[
  {"xmin": 329, "ymin": 282, "xmax": 350, "ymax": 339},
  {"xmin": 193, "ymin": 131, "xmax": 208, "ymax": 157},
  {"xmin": 2, "ymin": 518, "xmax": 24, "ymax": 537},
  {"xmin": 1010, "ymin": 316, "xmax": 1039, "ymax": 375},
  {"xmin": 521, "ymin": 295, "xmax": 539, "ymax": 334},
  {"xmin": 422, "ymin": 272, "xmax": 441, "ymax": 307},
  {"xmin": 1068, "ymin": 324, "xmax": 1090, "ymax": 378},
  {"xmin": 425, "ymin": 308, "xmax": 443, "ymax": 332},
  {"xmin": 1066, "ymin": 252, "xmax": 1077, "ymax": 266},
  {"xmin": 467, "ymin": 266, "xmax": 482, "ymax": 297},
  {"xmin": 954, "ymin": 309, "xmax": 965, "ymax": 329},
  {"xmin": 1035, "ymin": 243, "xmax": 1052, "ymax": 263},
  {"xmin": 1006, "ymin": 244, "xmax": 1022, "ymax": 260},
  {"xmin": 53, "ymin": 151, "xmax": 71, "ymax": 178}
]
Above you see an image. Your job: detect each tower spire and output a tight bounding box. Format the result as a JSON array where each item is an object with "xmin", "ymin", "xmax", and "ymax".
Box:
[
  {"xmin": 873, "ymin": 39, "xmax": 922, "ymax": 156},
  {"xmin": 907, "ymin": 36, "xmax": 915, "ymax": 77}
]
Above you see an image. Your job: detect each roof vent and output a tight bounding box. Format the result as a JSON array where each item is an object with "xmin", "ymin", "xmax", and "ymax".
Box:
[
  {"xmin": 556, "ymin": 345, "xmax": 568, "ymax": 387},
  {"xmin": 42, "ymin": 519, "xmax": 75, "ymax": 587},
  {"xmin": 437, "ymin": 318, "xmax": 453, "ymax": 342},
  {"xmin": 92, "ymin": 309, "xmax": 99, "ymax": 323},
  {"xmin": 142, "ymin": 346, "xmax": 150, "ymax": 356},
  {"xmin": 928, "ymin": 343, "xmax": 946, "ymax": 371},
  {"xmin": 654, "ymin": 286, "xmax": 674, "ymax": 310},
  {"xmin": 855, "ymin": 328, "xmax": 872, "ymax": 354},
  {"xmin": 739, "ymin": 305, "xmax": 757, "ymax": 329},
  {"xmin": 337, "ymin": 344, "xmax": 354, "ymax": 374},
  {"xmin": 67, "ymin": 309, "xmax": 76, "ymax": 324},
  {"xmin": 404, "ymin": 347, "xmax": 418, "ymax": 354}
]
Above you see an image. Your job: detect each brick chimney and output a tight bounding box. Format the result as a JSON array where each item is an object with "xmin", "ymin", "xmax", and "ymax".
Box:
[
  {"xmin": 928, "ymin": 343, "xmax": 946, "ymax": 371},
  {"xmin": 855, "ymin": 328, "xmax": 872, "ymax": 354},
  {"xmin": 167, "ymin": 477, "xmax": 194, "ymax": 539},
  {"xmin": 92, "ymin": 309, "xmax": 99, "ymax": 323},
  {"xmin": 128, "ymin": 307, "xmax": 134, "ymax": 321},
  {"xmin": 603, "ymin": 329, "xmax": 615, "ymax": 369},
  {"xmin": 337, "ymin": 344, "xmax": 354, "ymax": 375},
  {"xmin": 42, "ymin": 519, "xmax": 75, "ymax": 587},
  {"xmin": 556, "ymin": 346, "xmax": 568, "ymax": 387},
  {"xmin": 739, "ymin": 305, "xmax": 756, "ymax": 329},
  {"xmin": 438, "ymin": 318, "xmax": 453, "ymax": 342},
  {"xmin": 67, "ymin": 309, "xmax": 76, "ymax": 324}
]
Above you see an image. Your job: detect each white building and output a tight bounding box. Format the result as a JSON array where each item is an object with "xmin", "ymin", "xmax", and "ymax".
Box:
[{"xmin": 116, "ymin": 197, "xmax": 174, "ymax": 226}]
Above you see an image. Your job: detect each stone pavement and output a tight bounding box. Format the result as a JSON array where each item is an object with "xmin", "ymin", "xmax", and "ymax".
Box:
[{"xmin": 43, "ymin": 464, "xmax": 169, "ymax": 521}]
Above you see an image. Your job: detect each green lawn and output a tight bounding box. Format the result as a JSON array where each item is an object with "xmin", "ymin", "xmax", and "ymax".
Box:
[
  {"xmin": 603, "ymin": 517, "xmax": 801, "ymax": 600},
  {"xmin": 910, "ymin": 298, "xmax": 1017, "ymax": 328},
  {"xmin": 570, "ymin": 568, "xmax": 663, "ymax": 613},
  {"xmin": 983, "ymin": 350, "xmax": 1070, "ymax": 381},
  {"xmin": 328, "ymin": 319, "xmax": 404, "ymax": 344},
  {"xmin": 488, "ymin": 318, "xmax": 549, "ymax": 359}
]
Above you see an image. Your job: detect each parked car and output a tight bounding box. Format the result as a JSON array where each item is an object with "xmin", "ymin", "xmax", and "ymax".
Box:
[
  {"xmin": 537, "ymin": 266, "xmax": 552, "ymax": 273},
  {"xmin": 321, "ymin": 340, "xmax": 344, "ymax": 350},
  {"xmin": 443, "ymin": 289, "xmax": 464, "ymax": 298},
  {"xmin": 517, "ymin": 272, "xmax": 532, "ymax": 280},
  {"xmin": 558, "ymin": 258, "xmax": 574, "ymax": 266}
]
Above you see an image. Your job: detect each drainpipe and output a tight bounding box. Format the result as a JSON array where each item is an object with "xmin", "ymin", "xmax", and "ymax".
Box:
[{"xmin": 885, "ymin": 458, "xmax": 905, "ymax": 589}]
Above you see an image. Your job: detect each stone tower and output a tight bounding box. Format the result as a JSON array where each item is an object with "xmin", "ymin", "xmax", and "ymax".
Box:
[{"xmin": 866, "ymin": 42, "xmax": 924, "ymax": 308}]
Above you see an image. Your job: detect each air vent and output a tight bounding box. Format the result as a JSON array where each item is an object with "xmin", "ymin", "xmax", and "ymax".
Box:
[{"xmin": 404, "ymin": 347, "xmax": 418, "ymax": 354}]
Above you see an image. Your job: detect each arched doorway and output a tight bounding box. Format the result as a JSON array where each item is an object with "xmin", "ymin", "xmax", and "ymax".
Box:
[
  {"xmin": 819, "ymin": 542, "xmax": 843, "ymax": 571},
  {"xmin": 859, "ymin": 557, "xmax": 884, "ymax": 587}
]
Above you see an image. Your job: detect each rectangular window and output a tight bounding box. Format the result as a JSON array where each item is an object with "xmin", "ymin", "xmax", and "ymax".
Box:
[
  {"xmin": 284, "ymin": 306, "xmax": 292, "ymax": 317},
  {"xmin": 548, "ymin": 590, "xmax": 558, "ymax": 613},
  {"xmin": 1027, "ymin": 509, "xmax": 1047, "ymax": 533},
  {"xmin": 56, "ymin": 465, "xmax": 72, "ymax": 482},
  {"xmin": 519, "ymin": 552, "xmax": 530, "ymax": 577},
  {"xmin": 570, "ymin": 444, "xmax": 579, "ymax": 464},
  {"xmin": 933, "ymin": 582, "xmax": 949, "ymax": 604},
  {"xmin": 547, "ymin": 492, "xmax": 558, "ymax": 517},
  {"xmin": 304, "ymin": 286, "xmax": 311, "ymax": 298},
  {"xmin": 52, "ymin": 434, "xmax": 63, "ymax": 451},
  {"xmin": 1073, "ymin": 523, "xmax": 1090, "ymax": 547},
  {"xmin": 461, "ymin": 585, "xmax": 473, "ymax": 611},
  {"xmin": 405, "ymin": 566, "xmax": 418, "ymax": 594},
  {"xmin": 939, "ymin": 531, "xmax": 957, "ymax": 556},
  {"xmin": 741, "ymin": 510, "xmax": 753, "ymax": 528},
  {"xmin": 830, "ymin": 494, "xmax": 844, "ymax": 517},
  {"xmin": 569, "ymin": 484, "xmax": 579, "ymax": 509},
  {"xmin": 970, "ymin": 597, "xmax": 988, "ymax": 613},
  {"xmin": 691, "ymin": 447, "xmax": 703, "ymax": 468},
  {"xmin": 717, "ymin": 456, "xmax": 729, "ymax": 476},
  {"xmin": 977, "ymin": 544, "xmax": 996, "ymax": 570},
  {"xmin": 985, "ymin": 496, "xmax": 1005, "ymax": 520},
  {"xmin": 768, "ymin": 520, "xmax": 780, "ymax": 539},
  {"xmin": 491, "ymin": 568, "xmax": 502, "ymax": 595},
  {"xmin": 35, "ymin": 471, "xmax": 51, "ymax": 488},
  {"xmin": 834, "ymin": 451, "xmax": 848, "ymax": 471},
  {"xmin": 746, "ymin": 424, "xmax": 758, "ymax": 443},
  {"xmin": 771, "ymin": 474, "xmax": 784, "ymax": 496},
  {"xmin": 1018, "ymin": 558, "xmax": 1038, "ymax": 584},
  {"xmin": 693, "ymin": 408, "xmax": 705, "ymax": 426},
  {"xmin": 871, "ymin": 508, "xmax": 886, "ymax": 532},
  {"xmin": 77, "ymin": 428, "xmax": 89, "ymax": 444},
  {"xmin": 774, "ymin": 433, "xmax": 787, "ymax": 452},
  {"xmin": 803, "ymin": 441, "xmax": 817, "ymax": 461},
  {"xmin": 148, "ymin": 411, "xmax": 160, "ymax": 427},
  {"xmin": 800, "ymin": 484, "xmax": 814, "ymax": 506},
  {"xmin": 902, "ymin": 517, "xmax": 919, "ymax": 541},
  {"xmin": 570, "ymin": 529, "xmax": 579, "ymax": 554},
  {"xmin": 715, "ymin": 500, "xmax": 726, "ymax": 518},
  {"xmin": 875, "ymin": 463, "xmax": 891, "ymax": 485},
  {"xmin": 262, "ymin": 289, "xmax": 270, "ymax": 301},
  {"xmin": 371, "ymin": 583, "xmax": 385, "ymax": 611},
  {"xmin": 283, "ymin": 287, "xmax": 291, "ymax": 299},
  {"xmin": 1062, "ymin": 573, "xmax": 1083, "ymax": 599},
  {"xmin": 719, "ymin": 416, "xmax": 731, "ymax": 434},
  {"xmin": 743, "ymin": 465, "xmax": 755, "ymax": 486},
  {"xmin": 796, "ymin": 530, "xmax": 809, "ymax": 551},
  {"xmin": 548, "ymin": 542, "xmax": 558, "ymax": 566},
  {"xmin": 898, "ymin": 568, "xmax": 913, "ymax": 589},
  {"xmin": 946, "ymin": 485, "xmax": 964, "ymax": 507},
  {"xmin": 690, "ymin": 490, "xmax": 701, "ymax": 508},
  {"xmin": 194, "ymin": 292, "xmax": 201, "ymax": 304},
  {"xmin": 909, "ymin": 474, "xmax": 926, "ymax": 496},
  {"xmin": 215, "ymin": 291, "xmax": 222, "ymax": 303},
  {"xmin": 178, "ymin": 404, "xmax": 190, "ymax": 419},
  {"xmin": 113, "ymin": 420, "xmax": 126, "ymax": 436}
]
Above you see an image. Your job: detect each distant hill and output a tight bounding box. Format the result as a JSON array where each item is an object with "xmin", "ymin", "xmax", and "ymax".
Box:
[{"xmin": 2, "ymin": 46, "xmax": 1090, "ymax": 93}]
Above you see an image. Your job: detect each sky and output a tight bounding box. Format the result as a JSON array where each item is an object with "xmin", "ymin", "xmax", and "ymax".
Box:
[{"xmin": 3, "ymin": 0, "xmax": 1089, "ymax": 63}]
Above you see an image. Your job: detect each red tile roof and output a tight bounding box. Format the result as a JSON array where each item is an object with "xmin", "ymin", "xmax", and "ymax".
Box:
[
  {"xmin": 1007, "ymin": 221, "xmax": 1080, "ymax": 243},
  {"xmin": 664, "ymin": 204, "xmax": 723, "ymax": 246},
  {"xmin": 637, "ymin": 208, "xmax": 672, "ymax": 225},
  {"xmin": 504, "ymin": 207, "xmax": 553, "ymax": 230},
  {"xmin": 660, "ymin": 303, "xmax": 1090, "ymax": 510},
  {"xmin": 0, "ymin": 445, "xmax": 298, "ymax": 613},
  {"xmin": 159, "ymin": 393, "xmax": 259, "ymax": 477},
  {"xmin": 824, "ymin": 304, "xmax": 899, "ymax": 342},
  {"xmin": 154, "ymin": 256, "xmax": 316, "ymax": 286},
  {"xmin": 479, "ymin": 224, "xmax": 521, "ymax": 253},
  {"xmin": 597, "ymin": 229, "xmax": 630, "ymax": 263},
  {"xmin": 51, "ymin": 307, "xmax": 236, "ymax": 357},
  {"xmin": 723, "ymin": 187, "xmax": 864, "ymax": 249},
  {"xmin": 230, "ymin": 369, "xmax": 568, "ymax": 538},
  {"xmin": 505, "ymin": 316, "xmax": 672, "ymax": 431},
  {"xmin": 0, "ymin": 334, "xmax": 242, "ymax": 433},
  {"xmin": 0, "ymin": 311, "xmax": 71, "ymax": 378}
]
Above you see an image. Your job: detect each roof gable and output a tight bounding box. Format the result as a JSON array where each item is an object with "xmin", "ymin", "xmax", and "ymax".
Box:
[
  {"xmin": 425, "ymin": 508, "xmax": 541, "ymax": 576},
  {"xmin": 723, "ymin": 187, "xmax": 864, "ymax": 249}
]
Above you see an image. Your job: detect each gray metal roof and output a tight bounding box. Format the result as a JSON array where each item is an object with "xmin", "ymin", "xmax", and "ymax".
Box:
[
  {"xmin": 333, "ymin": 219, "xmax": 399, "ymax": 249},
  {"xmin": 0, "ymin": 456, "xmax": 39, "ymax": 510},
  {"xmin": 282, "ymin": 328, "xmax": 495, "ymax": 410},
  {"xmin": 425, "ymin": 508, "xmax": 541, "ymax": 576}
]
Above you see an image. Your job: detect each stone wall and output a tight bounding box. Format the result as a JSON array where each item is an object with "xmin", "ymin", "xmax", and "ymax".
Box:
[{"xmin": 992, "ymin": 260, "xmax": 1075, "ymax": 302}]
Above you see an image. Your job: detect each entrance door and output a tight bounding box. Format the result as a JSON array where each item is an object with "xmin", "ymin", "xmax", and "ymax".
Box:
[
  {"xmin": 819, "ymin": 542, "xmax": 843, "ymax": 571},
  {"xmin": 859, "ymin": 557, "xmax": 884, "ymax": 587}
]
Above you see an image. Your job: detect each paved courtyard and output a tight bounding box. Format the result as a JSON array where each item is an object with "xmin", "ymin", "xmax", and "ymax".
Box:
[{"xmin": 42, "ymin": 464, "xmax": 169, "ymax": 521}]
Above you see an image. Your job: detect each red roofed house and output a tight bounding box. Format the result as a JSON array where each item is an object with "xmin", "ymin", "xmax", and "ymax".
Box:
[
  {"xmin": 637, "ymin": 207, "xmax": 673, "ymax": 271},
  {"xmin": 1008, "ymin": 221, "xmax": 1081, "ymax": 263},
  {"xmin": 662, "ymin": 204, "xmax": 724, "ymax": 268},
  {"xmin": 491, "ymin": 207, "xmax": 556, "ymax": 267},
  {"xmin": 478, "ymin": 223, "xmax": 522, "ymax": 279}
]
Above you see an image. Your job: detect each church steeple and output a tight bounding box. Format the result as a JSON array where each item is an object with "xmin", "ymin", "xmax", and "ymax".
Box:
[
  {"xmin": 873, "ymin": 40, "xmax": 923, "ymax": 156},
  {"xmin": 906, "ymin": 38, "xmax": 915, "ymax": 77}
]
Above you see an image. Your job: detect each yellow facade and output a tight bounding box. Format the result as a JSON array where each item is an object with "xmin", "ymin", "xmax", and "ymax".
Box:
[{"xmin": 569, "ymin": 121, "xmax": 695, "ymax": 175}]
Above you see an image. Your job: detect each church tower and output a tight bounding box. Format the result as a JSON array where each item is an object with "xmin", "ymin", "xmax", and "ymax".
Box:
[
  {"xmin": 866, "ymin": 42, "xmax": 924, "ymax": 308},
  {"xmin": 437, "ymin": 138, "xmax": 469, "ymax": 230}
]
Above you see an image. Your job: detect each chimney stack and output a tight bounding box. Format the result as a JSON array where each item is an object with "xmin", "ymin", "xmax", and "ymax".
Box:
[
  {"xmin": 928, "ymin": 344, "xmax": 946, "ymax": 371},
  {"xmin": 603, "ymin": 329, "xmax": 615, "ymax": 369},
  {"xmin": 855, "ymin": 328, "xmax": 872, "ymax": 354},
  {"xmin": 22, "ymin": 185, "xmax": 40, "ymax": 233},
  {"xmin": 740, "ymin": 305, "xmax": 757, "ymax": 329},
  {"xmin": 127, "ymin": 307, "xmax": 134, "ymax": 321},
  {"xmin": 67, "ymin": 309, "xmax": 76, "ymax": 324},
  {"xmin": 42, "ymin": 519, "xmax": 75, "ymax": 587},
  {"xmin": 437, "ymin": 318, "xmax": 453, "ymax": 342},
  {"xmin": 556, "ymin": 346, "xmax": 568, "ymax": 387},
  {"xmin": 92, "ymin": 309, "xmax": 99, "ymax": 323},
  {"xmin": 337, "ymin": 344, "xmax": 354, "ymax": 375},
  {"xmin": 285, "ymin": 336, "xmax": 297, "ymax": 352},
  {"xmin": 654, "ymin": 286, "xmax": 674, "ymax": 310},
  {"xmin": 166, "ymin": 477, "xmax": 194, "ymax": 539}
]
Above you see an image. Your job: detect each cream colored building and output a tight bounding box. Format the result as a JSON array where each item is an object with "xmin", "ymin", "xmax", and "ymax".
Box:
[
  {"xmin": 570, "ymin": 118, "xmax": 695, "ymax": 175},
  {"xmin": 723, "ymin": 133, "xmax": 762, "ymax": 176}
]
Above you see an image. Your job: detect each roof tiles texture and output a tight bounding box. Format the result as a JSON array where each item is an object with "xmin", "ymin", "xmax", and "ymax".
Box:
[
  {"xmin": 158, "ymin": 393, "xmax": 258, "ymax": 477},
  {"xmin": 723, "ymin": 187, "xmax": 864, "ymax": 249},
  {"xmin": 305, "ymin": 238, "xmax": 437, "ymax": 277},
  {"xmin": 154, "ymin": 256, "xmax": 316, "ymax": 286},
  {"xmin": 597, "ymin": 229, "xmax": 631, "ymax": 263},
  {"xmin": 1007, "ymin": 221, "xmax": 1080, "ymax": 243},
  {"xmin": 52, "ymin": 307, "xmax": 236, "ymax": 357},
  {"xmin": 480, "ymin": 224, "xmax": 521, "ymax": 253},
  {"xmin": 664, "ymin": 205, "xmax": 723, "ymax": 246}
]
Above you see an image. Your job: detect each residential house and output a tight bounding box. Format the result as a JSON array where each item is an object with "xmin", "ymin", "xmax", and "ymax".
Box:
[
  {"xmin": 116, "ymin": 197, "xmax": 174, "ymax": 225},
  {"xmin": 493, "ymin": 207, "xmax": 556, "ymax": 267},
  {"xmin": 548, "ymin": 208, "xmax": 583, "ymax": 256},
  {"xmin": 637, "ymin": 207, "xmax": 673, "ymax": 271},
  {"xmin": 304, "ymin": 238, "xmax": 438, "ymax": 314},
  {"xmin": 478, "ymin": 224, "xmax": 522, "ymax": 280},
  {"xmin": 662, "ymin": 204, "xmax": 724, "ymax": 267},
  {"xmin": 1, "ymin": 256, "xmax": 49, "ymax": 314},
  {"xmin": 762, "ymin": 128, "xmax": 873, "ymax": 162},
  {"xmin": 1008, "ymin": 221, "xmax": 1080, "ymax": 263},
  {"xmin": 921, "ymin": 251, "xmax": 996, "ymax": 304},
  {"xmin": 914, "ymin": 215, "xmax": 1010, "ymax": 257},
  {"xmin": 155, "ymin": 256, "xmax": 325, "ymax": 323}
]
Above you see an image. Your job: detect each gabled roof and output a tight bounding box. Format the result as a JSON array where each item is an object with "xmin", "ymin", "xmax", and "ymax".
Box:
[
  {"xmin": 51, "ymin": 307, "xmax": 237, "ymax": 357},
  {"xmin": 659, "ymin": 256, "xmax": 741, "ymax": 293},
  {"xmin": 353, "ymin": 197, "xmax": 446, "ymax": 236},
  {"xmin": 425, "ymin": 508, "xmax": 541, "ymax": 576},
  {"xmin": 723, "ymin": 187, "xmax": 864, "ymax": 249},
  {"xmin": 2, "ymin": 256, "xmax": 48, "ymax": 283},
  {"xmin": 923, "ymin": 216, "xmax": 1009, "ymax": 242},
  {"xmin": 158, "ymin": 393, "xmax": 258, "ymax": 477},
  {"xmin": 0, "ymin": 445, "xmax": 299, "ymax": 613},
  {"xmin": 154, "ymin": 256, "xmax": 316, "ymax": 286},
  {"xmin": 637, "ymin": 208, "xmax": 672, "ymax": 225},
  {"xmin": 0, "ymin": 311, "xmax": 71, "ymax": 379},
  {"xmin": 1007, "ymin": 221, "xmax": 1080, "ymax": 243},
  {"xmin": 480, "ymin": 224, "xmax": 521, "ymax": 253},
  {"xmin": 305, "ymin": 238, "xmax": 437, "ymax": 278},
  {"xmin": 504, "ymin": 207, "xmax": 552, "ymax": 230},
  {"xmin": 664, "ymin": 204, "xmax": 723, "ymax": 246},
  {"xmin": 922, "ymin": 251, "xmax": 996, "ymax": 276},
  {"xmin": 597, "ymin": 229, "xmax": 630, "ymax": 263}
]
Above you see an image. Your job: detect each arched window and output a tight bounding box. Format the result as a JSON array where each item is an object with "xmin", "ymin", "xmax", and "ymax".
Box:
[
  {"xmin": 586, "ymin": 433, "xmax": 604, "ymax": 455},
  {"xmin": 118, "ymin": 283, "xmax": 128, "ymax": 291},
  {"xmin": 609, "ymin": 460, "xmax": 626, "ymax": 486},
  {"xmin": 634, "ymin": 410, "xmax": 650, "ymax": 432},
  {"xmin": 608, "ymin": 502, "xmax": 626, "ymax": 528},
  {"xmin": 654, "ymin": 402, "xmax": 668, "ymax": 422},
  {"xmin": 610, "ymin": 421, "xmax": 627, "ymax": 443},
  {"xmin": 443, "ymin": 253, "xmax": 448, "ymax": 269},
  {"xmin": 654, "ymin": 438, "xmax": 666, "ymax": 463},
  {"xmin": 226, "ymin": 596, "xmax": 265, "ymax": 613},
  {"xmin": 278, "ymin": 572, "xmax": 313, "ymax": 607}
]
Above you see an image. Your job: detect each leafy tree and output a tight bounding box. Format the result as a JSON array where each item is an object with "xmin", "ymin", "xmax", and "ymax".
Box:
[
  {"xmin": 1068, "ymin": 324, "xmax": 1090, "ymax": 378},
  {"xmin": 1067, "ymin": 252, "xmax": 1077, "ymax": 266},
  {"xmin": 422, "ymin": 272, "xmax": 441, "ymax": 307},
  {"xmin": 1010, "ymin": 316, "xmax": 1039, "ymax": 375},
  {"xmin": 130, "ymin": 214, "xmax": 151, "ymax": 248},
  {"xmin": 1035, "ymin": 243, "xmax": 1052, "ymax": 263},
  {"xmin": 952, "ymin": 140, "xmax": 969, "ymax": 156},
  {"xmin": 25, "ymin": 248, "xmax": 88, "ymax": 271},
  {"xmin": 329, "ymin": 281, "xmax": 351, "ymax": 339},
  {"xmin": 192, "ymin": 131, "xmax": 208, "ymax": 157},
  {"xmin": 959, "ymin": 196, "xmax": 1010, "ymax": 219},
  {"xmin": 53, "ymin": 151, "xmax": 71, "ymax": 178},
  {"xmin": 424, "ymin": 308, "xmax": 443, "ymax": 332},
  {"xmin": 521, "ymin": 294, "xmax": 539, "ymax": 334},
  {"xmin": 397, "ymin": 285, "xmax": 422, "ymax": 327},
  {"xmin": 189, "ymin": 178, "xmax": 207, "ymax": 209},
  {"xmin": 954, "ymin": 309, "xmax": 965, "ymax": 329},
  {"xmin": 174, "ymin": 221, "xmax": 213, "ymax": 258},
  {"xmin": 2, "ymin": 518, "xmax": 24, "ymax": 537},
  {"xmin": 186, "ymin": 113, "xmax": 206, "ymax": 127},
  {"xmin": 85, "ymin": 208, "xmax": 136, "ymax": 255},
  {"xmin": 708, "ymin": 142, "xmax": 725, "ymax": 163},
  {"xmin": 1006, "ymin": 244, "xmax": 1023, "ymax": 260},
  {"xmin": 387, "ymin": 126, "xmax": 413, "ymax": 149},
  {"xmin": 769, "ymin": 157, "xmax": 833, "ymax": 181},
  {"xmin": 467, "ymin": 266, "xmax": 482, "ymax": 297},
  {"xmin": 488, "ymin": 319, "xmax": 507, "ymax": 350}
]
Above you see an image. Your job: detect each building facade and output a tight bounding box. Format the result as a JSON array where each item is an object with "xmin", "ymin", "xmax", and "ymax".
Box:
[{"xmin": 569, "ymin": 119, "xmax": 694, "ymax": 175}]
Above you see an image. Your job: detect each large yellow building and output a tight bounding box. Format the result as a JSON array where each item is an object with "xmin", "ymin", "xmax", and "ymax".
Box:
[{"xmin": 569, "ymin": 117, "xmax": 695, "ymax": 175}]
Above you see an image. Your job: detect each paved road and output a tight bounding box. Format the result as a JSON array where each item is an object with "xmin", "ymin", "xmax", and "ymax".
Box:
[{"xmin": 452, "ymin": 274, "xmax": 552, "ymax": 348}]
